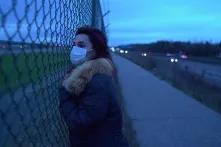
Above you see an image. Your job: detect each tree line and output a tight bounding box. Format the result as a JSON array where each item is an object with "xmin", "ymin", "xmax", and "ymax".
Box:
[{"xmin": 119, "ymin": 41, "xmax": 221, "ymax": 57}]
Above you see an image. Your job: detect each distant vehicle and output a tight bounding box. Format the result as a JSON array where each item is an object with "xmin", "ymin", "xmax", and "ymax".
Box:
[
  {"xmin": 120, "ymin": 50, "xmax": 124, "ymax": 54},
  {"xmin": 170, "ymin": 57, "xmax": 178, "ymax": 63},
  {"xmin": 141, "ymin": 53, "xmax": 147, "ymax": 56},
  {"xmin": 110, "ymin": 47, "xmax": 115, "ymax": 52},
  {"xmin": 166, "ymin": 53, "xmax": 174, "ymax": 57},
  {"xmin": 180, "ymin": 54, "xmax": 188, "ymax": 59},
  {"xmin": 166, "ymin": 53, "xmax": 178, "ymax": 63}
]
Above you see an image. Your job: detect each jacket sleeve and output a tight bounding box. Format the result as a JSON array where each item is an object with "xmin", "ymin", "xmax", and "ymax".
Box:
[{"xmin": 59, "ymin": 74, "xmax": 111, "ymax": 131}]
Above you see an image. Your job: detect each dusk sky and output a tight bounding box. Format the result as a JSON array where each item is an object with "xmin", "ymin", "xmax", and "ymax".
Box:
[
  {"xmin": 1, "ymin": 0, "xmax": 221, "ymax": 46},
  {"xmin": 101, "ymin": 0, "xmax": 221, "ymax": 46}
]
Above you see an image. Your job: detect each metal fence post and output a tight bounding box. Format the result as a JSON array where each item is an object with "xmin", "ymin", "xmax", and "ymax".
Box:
[{"xmin": 91, "ymin": 0, "xmax": 97, "ymax": 27}]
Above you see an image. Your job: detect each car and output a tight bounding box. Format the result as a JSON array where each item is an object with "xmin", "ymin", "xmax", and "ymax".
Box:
[
  {"xmin": 169, "ymin": 57, "xmax": 179, "ymax": 63},
  {"xmin": 180, "ymin": 54, "xmax": 188, "ymax": 59},
  {"xmin": 142, "ymin": 53, "xmax": 147, "ymax": 56},
  {"xmin": 166, "ymin": 53, "xmax": 173, "ymax": 57}
]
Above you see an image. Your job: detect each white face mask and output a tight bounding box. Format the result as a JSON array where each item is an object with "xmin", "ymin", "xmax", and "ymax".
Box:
[{"xmin": 70, "ymin": 46, "xmax": 88, "ymax": 65}]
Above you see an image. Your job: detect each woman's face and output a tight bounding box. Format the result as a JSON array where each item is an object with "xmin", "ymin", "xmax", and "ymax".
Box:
[{"xmin": 74, "ymin": 34, "xmax": 93, "ymax": 51}]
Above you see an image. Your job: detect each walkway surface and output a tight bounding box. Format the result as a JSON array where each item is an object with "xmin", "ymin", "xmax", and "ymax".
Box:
[{"xmin": 112, "ymin": 54, "xmax": 221, "ymax": 147}]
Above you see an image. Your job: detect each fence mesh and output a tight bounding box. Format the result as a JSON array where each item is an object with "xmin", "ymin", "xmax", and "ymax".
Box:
[{"xmin": 0, "ymin": 0, "xmax": 105, "ymax": 146}]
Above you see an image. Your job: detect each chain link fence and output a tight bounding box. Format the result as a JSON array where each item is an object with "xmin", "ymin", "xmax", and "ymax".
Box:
[{"xmin": 0, "ymin": 0, "xmax": 105, "ymax": 146}]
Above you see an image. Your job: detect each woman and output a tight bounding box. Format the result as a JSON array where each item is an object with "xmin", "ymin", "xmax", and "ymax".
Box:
[{"xmin": 59, "ymin": 27, "xmax": 129, "ymax": 147}]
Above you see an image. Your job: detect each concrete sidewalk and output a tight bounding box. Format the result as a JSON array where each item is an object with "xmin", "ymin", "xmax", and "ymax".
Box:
[{"xmin": 112, "ymin": 54, "xmax": 221, "ymax": 147}]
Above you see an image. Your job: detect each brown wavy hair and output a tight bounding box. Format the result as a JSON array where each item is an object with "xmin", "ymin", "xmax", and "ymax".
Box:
[{"xmin": 68, "ymin": 26, "xmax": 118, "ymax": 78}]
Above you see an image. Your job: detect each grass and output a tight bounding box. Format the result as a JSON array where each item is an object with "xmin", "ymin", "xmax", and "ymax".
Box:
[
  {"xmin": 0, "ymin": 49, "xmax": 70, "ymax": 146},
  {"xmin": 0, "ymin": 50, "xmax": 69, "ymax": 94},
  {"xmin": 118, "ymin": 52, "xmax": 221, "ymax": 114},
  {"xmin": 188, "ymin": 56, "xmax": 221, "ymax": 65}
]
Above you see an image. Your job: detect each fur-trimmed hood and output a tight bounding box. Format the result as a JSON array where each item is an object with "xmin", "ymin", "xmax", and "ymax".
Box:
[{"xmin": 62, "ymin": 58, "xmax": 114, "ymax": 96}]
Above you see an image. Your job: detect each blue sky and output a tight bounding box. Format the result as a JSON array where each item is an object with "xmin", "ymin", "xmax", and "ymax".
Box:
[
  {"xmin": 1, "ymin": 0, "xmax": 220, "ymax": 46},
  {"xmin": 101, "ymin": 0, "xmax": 221, "ymax": 46}
]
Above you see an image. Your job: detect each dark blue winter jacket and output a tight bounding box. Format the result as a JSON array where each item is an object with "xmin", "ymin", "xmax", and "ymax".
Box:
[{"xmin": 59, "ymin": 72, "xmax": 129, "ymax": 147}]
